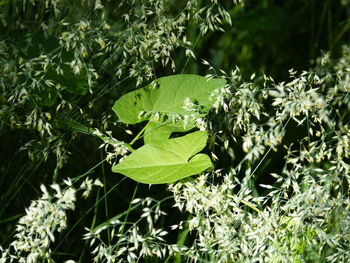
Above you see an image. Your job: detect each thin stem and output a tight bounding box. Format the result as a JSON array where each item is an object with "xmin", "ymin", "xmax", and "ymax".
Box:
[
  {"xmin": 100, "ymin": 149, "xmax": 111, "ymax": 245},
  {"xmin": 129, "ymin": 125, "xmax": 147, "ymax": 146},
  {"xmin": 118, "ymin": 183, "xmax": 139, "ymax": 235},
  {"xmin": 241, "ymin": 199, "xmax": 263, "ymax": 214}
]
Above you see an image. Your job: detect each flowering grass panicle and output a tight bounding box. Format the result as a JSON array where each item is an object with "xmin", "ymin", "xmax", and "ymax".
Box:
[
  {"xmin": 167, "ymin": 46, "xmax": 350, "ymax": 262},
  {"xmin": 0, "ymin": 182, "xmax": 76, "ymax": 263}
]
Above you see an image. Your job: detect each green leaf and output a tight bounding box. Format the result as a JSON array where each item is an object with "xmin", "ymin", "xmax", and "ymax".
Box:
[
  {"xmin": 112, "ymin": 131, "xmax": 212, "ymax": 184},
  {"xmin": 112, "ymin": 74, "xmax": 226, "ymax": 125},
  {"xmin": 26, "ymin": 86, "xmax": 58, "ymax": 107},
  {"xmin": 143, "ymin": 120, "xmax": 192, "ymax": 144},
  {"xmin": 46, "ymin": 64, "xmax": 90, "ymax": 95}
]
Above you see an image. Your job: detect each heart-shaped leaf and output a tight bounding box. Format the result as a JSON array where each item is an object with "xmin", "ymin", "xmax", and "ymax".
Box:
[
  {"xmin": 112, "ymin": 131, "xmax": 212, "ymax": 184},
  {"xmin": 112, "ymin": 74, "xmax": 226, "ymax": 125}
]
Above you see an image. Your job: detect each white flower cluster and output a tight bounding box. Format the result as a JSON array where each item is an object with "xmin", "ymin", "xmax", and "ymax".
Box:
[
  {"xmin": 92, "ymin": 128, "xmax": 130, "ymax": 164},
  {"xmin": 0, "ymin": 182, "xmax": 76, "ymax": 263}
]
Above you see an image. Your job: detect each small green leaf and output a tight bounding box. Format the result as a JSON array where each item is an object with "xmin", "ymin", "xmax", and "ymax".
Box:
[
  {"xmin": 143, "ymin": 121, "xmax": 192, "ymax": 144},
  {"xmin": 112, "ymin": 131, "xmax": 212, "ymax": 184},
  {"xmin": 112, "ymin": 74, "xmax": 226, "ymax": 124}
]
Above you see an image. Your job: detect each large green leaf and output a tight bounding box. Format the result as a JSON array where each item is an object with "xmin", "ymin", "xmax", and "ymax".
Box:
[
  {"xmin": 112, "ymin": 74, "xmax": 226, "ymax": 125},
  {"xmin": 112, "ymin": 131, "xmax": 212, "ymax": 184}
]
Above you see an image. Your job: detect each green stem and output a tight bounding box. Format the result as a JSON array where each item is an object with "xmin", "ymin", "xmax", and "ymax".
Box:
[
  {"xmin": 113, "ymin": 183, "xmax": 139, "ymax": 255},
  {"xmin": 129, "ymin": 125, "xmax": 147, "ymax": 146},
  {"xmin": 118, "ymin": 183, "xmax": 139, "ymax": 235},
  {"xmin": 100, "ymin": 149, "xmax": 111, "ymax": 245},
  {"xmin": 241, "ymin": 199, "xmax": 263, "ymax": 214}
]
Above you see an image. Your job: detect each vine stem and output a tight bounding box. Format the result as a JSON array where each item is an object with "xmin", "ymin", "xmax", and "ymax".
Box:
[{"xmin": 129, "ymin": 125, "xmax": 147, "ymax": 146}]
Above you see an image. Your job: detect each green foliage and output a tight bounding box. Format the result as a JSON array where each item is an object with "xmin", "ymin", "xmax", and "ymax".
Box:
[
  {"xmin": 1, "ymin": 1, "xmax": 350, "ymax": 263},
  {"xmin": 143, "ymin": 121, "xmax": 190, "ymax": 144},
  {"xmin": 112, "ymin": 74, "xmax": 224, "ymax": 183},
  {"xmin": 113, "ymin": 131, "xmax": 212, "ymax": 184},
  {"xmin": 112, "ymin": 74, "xmax": 226, "ymax": 124}
]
